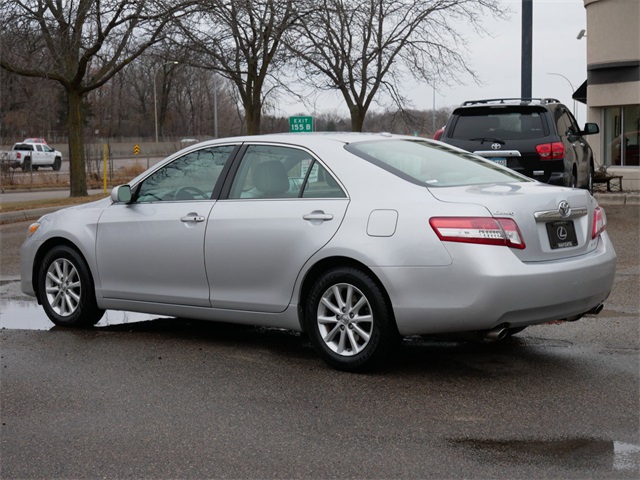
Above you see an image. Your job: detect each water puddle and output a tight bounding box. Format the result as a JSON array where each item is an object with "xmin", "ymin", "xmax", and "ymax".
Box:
[
  {"xmin": 450, "ymin": 437, "xmax": 640, "ymax": 472},
  {"xmin": 0, "ymin": 298, "xmax": 167, "ymax": 330}
]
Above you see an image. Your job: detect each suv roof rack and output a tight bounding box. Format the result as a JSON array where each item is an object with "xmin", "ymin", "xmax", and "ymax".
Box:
[{"xmin": 461, "ymin": 98, "xmax": 561, "ymax": 106}]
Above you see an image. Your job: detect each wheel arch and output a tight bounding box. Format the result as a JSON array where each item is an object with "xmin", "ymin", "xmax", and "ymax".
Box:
[
  {"xmin": 297, "ymin": 256, "xmax": 397, "ymax": 333},
  {"xmin": 32, "ymin": 238, "xmax": 92, "ymax": 298}
]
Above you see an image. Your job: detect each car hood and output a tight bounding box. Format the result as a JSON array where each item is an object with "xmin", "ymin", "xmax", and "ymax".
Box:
[
  {"xmin": 38, "ymin": 196, "xmax": 111, "ymax": 224},
  {"xmin": 427, "ymin": 182, "xmax": 601, "ymax": 262}
]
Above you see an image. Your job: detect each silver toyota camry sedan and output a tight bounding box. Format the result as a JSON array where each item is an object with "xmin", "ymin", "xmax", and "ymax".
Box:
[{"xmin": 21, "ymin": 133, "xmax": 617, "ymax": 371}]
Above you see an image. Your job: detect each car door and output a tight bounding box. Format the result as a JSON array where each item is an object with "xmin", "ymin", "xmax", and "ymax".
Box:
[
  {"xmin": 33, "ymin": 144, "xmax": 44, "ymax": 165},
  {"xmin": 205, "ymin": 144, "xmax": 349, "ymax": 313},
  {"xmin": 555, "ymin": 107, "xmax": 585, "ymax": 186},
  {"xmin": 96, "ymin": 145, "xmax": 237, "ymax": 306},
  {"xmin": 565, "ymin": 109, "xmax": 591, "ymax": 185}
]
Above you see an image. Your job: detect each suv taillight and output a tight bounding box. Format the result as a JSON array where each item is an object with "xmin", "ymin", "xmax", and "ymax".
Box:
[
  {"xmin": 536, "ymin": 142, "xmax": 564, "ymax": 160},
  {"xmin": 430, "ymin": 217, "xmax": 526, "ymax": 249}
]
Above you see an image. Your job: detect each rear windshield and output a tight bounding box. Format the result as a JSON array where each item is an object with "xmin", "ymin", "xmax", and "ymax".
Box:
[
  {"xmin": 345, "ymin": 140, "xmax": 530, "ymax": 187},
  {"xmin": 449, "ymin": 106, "xmax": 548, "ymax": 140},
  {"xmin": 13, "ymin": 144, "xmax": 33, "ymax": 151}
]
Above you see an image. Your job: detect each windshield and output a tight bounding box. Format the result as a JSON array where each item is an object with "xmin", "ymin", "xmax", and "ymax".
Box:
[
  {"xmin": 449, "ymin": 106, "xmax": 548, "ymax": 140},
  {"xmin": 345, "ymin": 139, "xmax": 530, "ymax": 187}
]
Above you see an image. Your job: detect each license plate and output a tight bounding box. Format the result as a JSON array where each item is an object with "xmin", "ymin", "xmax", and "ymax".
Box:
[
  {"xmin": 487, "ymin": 157, "xmax": 507, "ymax": 167},
  {"xmin": 546, "ymin": 220, "xmax": 578, "ymax": 249}
]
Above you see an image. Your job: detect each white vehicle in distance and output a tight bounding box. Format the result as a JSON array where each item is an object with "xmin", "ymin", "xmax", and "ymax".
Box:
[
  {"xmin": 7, "ymin": 141, "xmax": 63, "ymax": 171},
  {"xmin": 20, "ymin": 133, "xmax": 616, "ymax": 371}
]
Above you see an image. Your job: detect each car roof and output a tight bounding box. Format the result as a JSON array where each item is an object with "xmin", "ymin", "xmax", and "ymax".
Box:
[
  {"xmin": 197, "ymin": 132, "xmax": 423, "ymax": 150},
  {"xmin": 459, "ymin": 98, "xmax": 562, "ymax": 107}
]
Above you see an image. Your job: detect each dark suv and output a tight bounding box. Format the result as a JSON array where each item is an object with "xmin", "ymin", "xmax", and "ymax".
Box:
[{"xmin": 438, "ymin": 98, "xmax": 599, "ymax": 192}]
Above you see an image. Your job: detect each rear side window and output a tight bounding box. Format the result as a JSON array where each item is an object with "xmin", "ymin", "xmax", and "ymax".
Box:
[
  {"xmin": 346, "ymin": 140, "xmax": 530, "ymax": 187},
  {"xmin": 14, "ymin": 144, "xmax": 33, "ymax": 151},
  {"xmin": 449, "ymin": 107, "xmax": 548, "ymax": 140}
]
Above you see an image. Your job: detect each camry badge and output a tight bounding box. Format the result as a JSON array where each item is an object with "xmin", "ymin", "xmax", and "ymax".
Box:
[
  {"xmin": 491, "ymin": 143, "xmax": 502, "ymax": 150},
  {"xmin": 558, "ymin": 201, "xmax": 571, "ymax": 218}
]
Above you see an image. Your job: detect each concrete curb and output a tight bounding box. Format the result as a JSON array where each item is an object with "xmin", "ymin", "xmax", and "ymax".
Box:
[
  {"xmin": 593, "ymin": 193, "xmax": 640, "ymax": 206},
  {"xmin": 0, "ymin": 207, "xmax": 63, "ymax": 225}
]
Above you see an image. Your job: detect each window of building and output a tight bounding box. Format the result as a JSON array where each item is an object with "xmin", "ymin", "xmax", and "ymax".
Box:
[{"xmin": 604, "ymin": 105, "xmax": 640, "ymax": 166}]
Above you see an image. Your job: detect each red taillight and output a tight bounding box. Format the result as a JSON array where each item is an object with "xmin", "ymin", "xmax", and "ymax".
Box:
[
  {"xmin": 536, "ymin": 142, "xmax": 565, "ymax": 160},
  {"xmin": 429, "ymin": 217, "xmax": 526, "ymax": 249},
  {"xmin": 433, "ymin": 128, "xmax": 444, "ymax": 140},
  {"xmin": 592, "ymin": 206, "xmax": 607, "ymax": 239},
  {"xmin": 16, "ymin": 152, "xmax": 21, "ymax": 159}
]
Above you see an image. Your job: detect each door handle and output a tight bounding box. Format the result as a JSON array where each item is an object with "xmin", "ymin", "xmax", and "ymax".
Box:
[
  {"xmin": 180, "ymin": 214, "xmax": 205, "ymax": 223},
  {"xmin": 303, "ymin": 211, "xmax": 333, "ymax": 222}
]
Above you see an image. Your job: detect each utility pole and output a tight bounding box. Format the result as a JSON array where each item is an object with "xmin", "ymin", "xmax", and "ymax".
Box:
[{"xmin": 521, "ymin": 0, "xmax": 533, "ymax": 99}]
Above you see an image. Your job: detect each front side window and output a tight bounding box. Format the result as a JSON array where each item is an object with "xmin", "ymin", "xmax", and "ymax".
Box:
[
  {"xmin": 346, "ymin": 140, "xmax": 530, "ymax": 187},
  {"xmin": 135, "ymin": 145, "xmax": 235, "ymax": 202},
  {"xmin": 228, "ymin": 145, "xmax": 345, "ymax": 199}
]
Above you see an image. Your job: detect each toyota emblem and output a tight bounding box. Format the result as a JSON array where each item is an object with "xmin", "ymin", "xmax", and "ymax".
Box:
[
  {"xmin": 491, "ymin": 143, "xmax": 502, "ymax": 150},
  {"xmin": 558, "ymin": 201, "xmax": 571, "ymax": 218}
]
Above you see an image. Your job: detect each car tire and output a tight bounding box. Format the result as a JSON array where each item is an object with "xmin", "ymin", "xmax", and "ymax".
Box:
[
  {"xmin": 22, "ymin": 157, "xmax": 31, "ymax": 171},
  {"xmin": 305, "ymin": 267, "xmax": 399, "ymax": 372},
  {"xmin": 38, "ymin": 245, "xmax": 105, "ymax": 327},
  {"xmin": 586, "ymin": 164, "xmax": 594, "ymax": 194},
  {"xmin": 569, "ymin": 169, "xmax": 578, "ymax": 188},
  {"xmin": 53, "ymin": 157, "xmax": 61, "ymax": 171}
]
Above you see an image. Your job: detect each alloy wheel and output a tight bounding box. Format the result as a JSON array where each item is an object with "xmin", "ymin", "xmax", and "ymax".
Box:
[{"xmin": 317, "ymin": 283, "xmax": 374, "ymax": 356}]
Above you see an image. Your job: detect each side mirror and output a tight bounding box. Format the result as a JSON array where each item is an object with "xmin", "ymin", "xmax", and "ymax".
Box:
[
  {"xmin": 111, "ymin": 185, "xmax": 132, "ymax": 203},
  {"xmin": 582, "ymin": 123, "xmax": 599, "ymax": 135}
]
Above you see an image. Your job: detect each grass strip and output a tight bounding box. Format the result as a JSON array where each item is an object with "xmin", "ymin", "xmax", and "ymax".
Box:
[{"xmin": 0, "ymin": 194, "xmax": 108, "ymax": 213}]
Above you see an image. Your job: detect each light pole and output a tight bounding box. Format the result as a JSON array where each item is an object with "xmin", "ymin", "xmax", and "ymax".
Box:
[
  {"xmin": 154, "ymin": 61, "xmax": 179, "ymax": 143},
  {"xmin": 547, "ymin": 72, "xmax": 577, "ymax": 122},
  {"xmin": 213, "ymin": 73, "xmax": 218, "ymax": 138}
]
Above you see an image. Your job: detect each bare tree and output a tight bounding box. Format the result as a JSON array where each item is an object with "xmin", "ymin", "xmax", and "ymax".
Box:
[
  {"xmin": 0, "ymin": 0, "xmax": 197, "ymax": 196},
  {"xmin": 177, "ymin": 0, "xmax": 305, "ymax": 135},
  {"xmin": 287, "ymin": 0, "xmax": 503, "ymax": 132}
]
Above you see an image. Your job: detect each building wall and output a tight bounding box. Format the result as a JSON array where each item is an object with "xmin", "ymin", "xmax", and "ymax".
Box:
[{"xmin": 584, "ymin": 0, "xmax": 640, "ymax": 190}]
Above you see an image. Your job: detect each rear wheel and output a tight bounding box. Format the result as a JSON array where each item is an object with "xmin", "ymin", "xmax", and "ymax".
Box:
[
  {"xmin": 586, "ymin": 164, "xmax": 594, "ymax": 194},
  {"xmin": 305, "ymin": 267, "xmax": 399, "ymax": 372},
  {"xmin": 569, "ymin": 168, "xmax": 578, "ymax": 188},
  {"xmin": 38, "ymin": 245, "xmax": 104, "ymax": 327},
  {"xmin": 21, "ymin": 157, "xmax": 31, "ymax": 171},
  {"xmin": 53, "ymin": 157, "xmax": 61, "ymax": 171}
]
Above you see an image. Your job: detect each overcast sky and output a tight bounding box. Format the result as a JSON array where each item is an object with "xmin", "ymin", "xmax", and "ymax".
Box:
[{"xmin": 282, "ymin": 0, "xmax": 589, "ymax": 125}]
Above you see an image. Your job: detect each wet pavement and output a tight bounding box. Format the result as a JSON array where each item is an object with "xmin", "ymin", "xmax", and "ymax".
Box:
[{"xmin": 1, "ymin": 204, "xmax": 638, "ymax": 479}]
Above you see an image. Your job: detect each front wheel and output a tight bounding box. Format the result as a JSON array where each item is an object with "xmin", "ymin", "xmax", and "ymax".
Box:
[
  {"xmin": 38, "ymin": 245, "xmax": 104, "ymax": 327},
  {"xmin": 305, "ymin": 267, "xmax": 399, "ymax": 372},
  {"xmin": 53, "ymin": 157, "xmax": 61, "ymax": 171}
]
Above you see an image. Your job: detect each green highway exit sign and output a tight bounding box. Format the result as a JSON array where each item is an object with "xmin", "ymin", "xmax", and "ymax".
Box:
[{"xmin": 289, "ymin": 116, "xmax": 314, "ymax": 133}]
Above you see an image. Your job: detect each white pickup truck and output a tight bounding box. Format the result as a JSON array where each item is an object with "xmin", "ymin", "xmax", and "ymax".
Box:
[{"xmin": 3, "ymin": 141, "xmax": 63, "ymax": 171}]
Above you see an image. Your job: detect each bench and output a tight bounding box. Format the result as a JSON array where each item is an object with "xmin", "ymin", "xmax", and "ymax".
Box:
[{"xmin": 593, "ymin": 174, "xmax": 623, "ymax": 192}]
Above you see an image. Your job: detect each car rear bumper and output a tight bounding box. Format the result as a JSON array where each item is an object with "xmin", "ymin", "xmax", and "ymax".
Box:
[{"xmin": 373, "ymin": 233, "xmax": 617, "ymax": 336}]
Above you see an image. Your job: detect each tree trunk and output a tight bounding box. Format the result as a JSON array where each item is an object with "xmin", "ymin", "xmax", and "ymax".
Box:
[
  {"xmin": 67, "ymin": 89, "xmax": 88, "ymax": 197},
  {"xmin": 350, "ymin": 106, "xmax": 365, "ymax": 132},
  {"xmin": 245, "ymin": 102, "xmax": 262, "ymax": 135}
]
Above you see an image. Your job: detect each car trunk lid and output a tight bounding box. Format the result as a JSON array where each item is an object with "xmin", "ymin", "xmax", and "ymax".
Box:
[{"xmin": 427, "ymin": 182, "xmax": 599, "ymax": 262}]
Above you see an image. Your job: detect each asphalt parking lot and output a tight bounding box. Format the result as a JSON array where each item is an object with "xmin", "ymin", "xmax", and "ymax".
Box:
[{"xmin": 0, "ymin": 203, "xmax": 638, "ymax": 479}]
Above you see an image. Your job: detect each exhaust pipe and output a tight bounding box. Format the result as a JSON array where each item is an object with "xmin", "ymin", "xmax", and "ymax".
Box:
[
  {"xmin": 483, "ymin": 325, "xmax": 509, "ymax": 342},
  {"xmin": 587, "ymin": 303, "xmax": 604, "ymax": 315}
]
